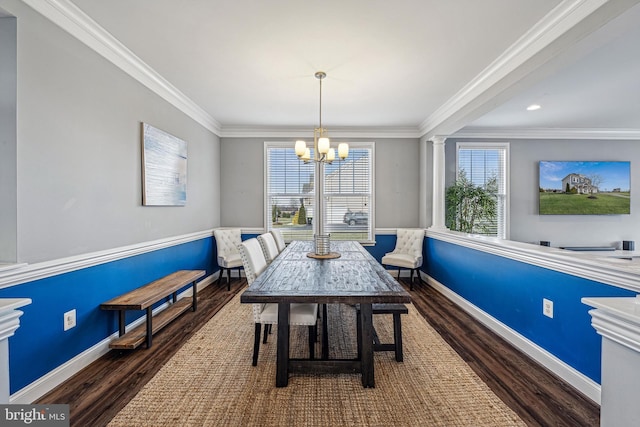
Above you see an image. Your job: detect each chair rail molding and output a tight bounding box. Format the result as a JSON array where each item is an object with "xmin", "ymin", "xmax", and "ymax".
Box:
[
  {"xmin": 427, "ymin": 229, "xmax": 640, "ymax": 294},
  {"xmin": 0, "ymin": 230, "xmax": 214, "ymax": 289}
]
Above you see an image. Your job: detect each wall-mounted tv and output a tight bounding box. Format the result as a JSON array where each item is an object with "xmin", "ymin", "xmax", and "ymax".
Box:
[{"xmin": 539, "ymin": 161, "xmax": 630, "ymax": 215}]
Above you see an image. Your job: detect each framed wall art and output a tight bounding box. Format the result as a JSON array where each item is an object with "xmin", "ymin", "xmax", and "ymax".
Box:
[{"xmin": 141, "ymin": 123, "xmax": 187, "ymax": 206}]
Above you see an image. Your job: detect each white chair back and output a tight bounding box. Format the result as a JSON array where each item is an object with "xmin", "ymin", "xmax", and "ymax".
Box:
[
  {"xmin": 239, "ymin": 238, "xmax": 269, "ymax": 323},
  {"xmin": 270, "ymin": 229, "xmax": 286, "ymax": 253},
  {"xmin": 393, "ymin": 228, "xmax": 425, "ymax": 257},
  {"xmin": 239, "ymin": 238, "xmax": 268, "ymax": 285},
  {"xmin": 213, "ymin": 228, "xmax": 241, "ymax": 259},
  {"xmin": 258, "ymin": 233, "xmax": 280, "ymax": 263}
]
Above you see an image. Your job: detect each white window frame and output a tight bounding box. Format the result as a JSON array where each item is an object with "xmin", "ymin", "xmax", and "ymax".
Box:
[
  {"xmin": 455, "ymin": 142, "xmax": 510, "ymax": 239},
  {"xmin": 264, "ymin": 141, "xmax": 375, "ymax": 243}
]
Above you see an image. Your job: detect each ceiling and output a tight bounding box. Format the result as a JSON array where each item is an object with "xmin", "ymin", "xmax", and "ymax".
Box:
[{"xmin": 34, "ymin": 0, "xmax": 640, "ymax": 138}]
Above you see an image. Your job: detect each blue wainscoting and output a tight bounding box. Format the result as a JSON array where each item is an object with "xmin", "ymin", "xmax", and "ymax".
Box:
[
  {"xmin": 2, "ymin": 232, "xmax": 400, "ymax": 396},
  {"xmin": 0, "ymin": 237, "xmax": 215, "ymax": 394},
  {"xmin": 424, "ymin": 237, "xmax": 634, "ymax": 383},
  {"xmin": 364, "ymin": 234, "xmax": 397, "ymax": 263}
]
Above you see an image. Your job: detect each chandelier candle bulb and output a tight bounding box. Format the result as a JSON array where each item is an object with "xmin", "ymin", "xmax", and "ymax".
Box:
[
  {"xmin": 318, "ymin": 137, "xmax": 330, "ymax": 154},
  {"xmin": 302, "ymin": 147, "xmax": 311, "ymax": 162},
  {"xmin": 295, "ymin": 140, "xmax": 307, "ymax": 157},
  {"xmin": 327, "ymin": 148, "xmax": 335, "ymax": 162},
  {"xmin": 338, "ymin": 143, "xmax": 349, "ymax": 159}
]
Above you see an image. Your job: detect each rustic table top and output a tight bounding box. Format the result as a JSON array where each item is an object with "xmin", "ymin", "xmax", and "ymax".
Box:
[{"xmin": 240, "ymin": 241, "xmax": 411, "ymax": 305}]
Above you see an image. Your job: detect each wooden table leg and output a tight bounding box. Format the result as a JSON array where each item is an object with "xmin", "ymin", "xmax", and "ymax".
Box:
[
  {"xmin": 359, "ymin": 303, "xmax": 375, "ymax": 388},
  {"xmin": 276, "ymin": 302, "xmax": 290, "ymax": 387},
  {"xmin": 322, "ymin": 303, "xmax": 329, "ymax": 360}
]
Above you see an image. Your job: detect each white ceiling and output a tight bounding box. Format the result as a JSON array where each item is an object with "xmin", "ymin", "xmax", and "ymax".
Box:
[{"xmin": 46, "ymin": 0, "xmax": 640, "ymax": 138}]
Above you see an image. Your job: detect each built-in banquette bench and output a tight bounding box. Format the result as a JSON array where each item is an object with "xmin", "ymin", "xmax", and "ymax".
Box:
[{"xmin": 101, "ymin": 270, "xmax": 205, "ymax": 349}]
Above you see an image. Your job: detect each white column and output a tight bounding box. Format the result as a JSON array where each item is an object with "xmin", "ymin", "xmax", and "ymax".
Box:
[
  {"xmin": 429, "ymin": 136, "xmax": 447, "ymax": 230},
  {"xmin": 0, "ymin": 298, "xmax": 31, "ymax": 403},
  {"xmin": 582, "ymin": 296, "xmax": 640, "ymax": 427}
]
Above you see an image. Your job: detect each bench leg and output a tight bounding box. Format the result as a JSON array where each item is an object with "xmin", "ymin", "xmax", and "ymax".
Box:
[
  {"xmin": 308, "ymin": 325, "xmax": 315, "ymax": 360},
  {"xmin": 118, "ymin": 310, "xmax": 126, "ymax": 336},
  {"xmin": 192, "ymin": 280, "xmax": 198, "ymax": 311},
  {"xmin": 356, "ymin": 307, "xmax": 361, "ymax": 360},
  {"xmin": 146, "ymin": 306, "xmax": 153, "ymax": 348},
  {"xmin": 322, "ymin": 304, "xmax": 329, "ymax": 360},
  {"xmin": 393, "ymin": 313, "xmax": 404, "ymax": 362}
]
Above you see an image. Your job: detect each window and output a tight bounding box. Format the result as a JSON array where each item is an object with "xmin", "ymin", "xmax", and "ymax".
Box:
[
  {"xmin": 456, "ymin": 143, "xmax": 509, "ymax": 239},
  {"xmin": 265, "ymin": 142, "xmax": 374, "ymax": 243}
]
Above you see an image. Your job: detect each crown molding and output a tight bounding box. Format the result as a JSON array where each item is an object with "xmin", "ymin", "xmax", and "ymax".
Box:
[
  {"xmin": 419, "ymin": 0, "xmax": 610, "ymax": 137},
  {"xmin": 451, "ymin": 127, "xmax": 640, "ymax": 140},
  {"xmin": 22, "ymin": 0, "xmax": 222, "ymax": 135},
  {"xmin": 219, "ymin": 125, "xmax": 422, "ymax": 139}
]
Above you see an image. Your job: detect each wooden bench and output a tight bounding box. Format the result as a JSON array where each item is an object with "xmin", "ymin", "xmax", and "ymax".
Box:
[
  {"xmin": 357, "ymin": 303, "xmax": 409, "ymax": 362},
  {"xmin": 100, "ymin": 270, "xmax": 205, "ymax": 350}
]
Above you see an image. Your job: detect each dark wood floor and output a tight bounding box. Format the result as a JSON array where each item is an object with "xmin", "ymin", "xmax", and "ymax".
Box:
[{"xmin": 37, "ymin": 277, "xmax": 599, "ymax": 427}]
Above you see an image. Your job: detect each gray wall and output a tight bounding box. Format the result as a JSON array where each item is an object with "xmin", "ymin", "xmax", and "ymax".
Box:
[
  {"xmin": 220, "ymin": 137, "xmax": 421, "ymax": 230},
  {"xmin": 446, "ymin": 137, "xmax": 640, "ymax": 248},
  {"xmin": 0, "ymin": 15, "xmax": 16, "ymax": 262},
  {"xmin": 7, "ymin": 1, "xmax": 220, "ymax": 263}
]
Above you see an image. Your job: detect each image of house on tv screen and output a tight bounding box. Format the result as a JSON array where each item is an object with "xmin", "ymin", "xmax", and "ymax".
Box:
[{"xmin": 539, "ymin": 161, "xmax": 630, "ymax": 215}]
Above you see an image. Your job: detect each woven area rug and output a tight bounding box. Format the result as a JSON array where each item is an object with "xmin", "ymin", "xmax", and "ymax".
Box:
[{"xmin": 109, "ymin": 291, "xmax": 525, "ymax": 426}]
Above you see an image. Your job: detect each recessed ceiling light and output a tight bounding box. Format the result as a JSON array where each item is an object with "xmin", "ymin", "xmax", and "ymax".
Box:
[{"xmin": 527, "ymin": 104, "xmax": 541, "ymax": 111}]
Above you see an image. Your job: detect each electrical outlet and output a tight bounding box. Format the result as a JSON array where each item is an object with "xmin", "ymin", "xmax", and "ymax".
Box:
[
  {"xmin": 64, "ymin": 309, "xmax": 76, "ymax": 331},
  {"xmin": 543, "ymin": 298, "xmax": 554, "ymax": 318}
]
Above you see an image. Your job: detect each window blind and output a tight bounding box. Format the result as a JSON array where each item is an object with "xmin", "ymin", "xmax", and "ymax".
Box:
[
  {"xmin": 457, "ymin": 144, "xmax": 508, "ymax": 238},
  {"xmin": 266, "ymin": 143, "xmax": 374, "ymax": 242},
  {"xmin": 324, "ymin": 148, "xmax": 372, "ymax": 241}
]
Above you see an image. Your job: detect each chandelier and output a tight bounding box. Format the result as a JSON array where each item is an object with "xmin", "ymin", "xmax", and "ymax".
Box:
[
  {"xmin": 295, "ymin": 71, "xmax": 348, "ymax": 258},
  {"xmin": 294, "ymin": 71, "xmax": 349, "ymax": 163}
]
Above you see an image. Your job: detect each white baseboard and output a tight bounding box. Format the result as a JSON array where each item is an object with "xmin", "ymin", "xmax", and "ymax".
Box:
[
  {"xmin": 10, "ymin": 274, "xmax": 215, "ymax": 403},
  {"xmin": 422, "ymin": 272, "xmax": 601, "ymax": 405}
]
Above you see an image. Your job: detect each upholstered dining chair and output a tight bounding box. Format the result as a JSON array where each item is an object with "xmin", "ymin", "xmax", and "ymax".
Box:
[
  {"xmin": 239, "ymin": 238, "xmax": 318, "ymax": 366},
  {"xmin": 381, "ymin": 228, "xmax": 425, "ymax": 290},
  {"xmin": 213, "ymin": 228, "xmax": 243, "ymax": 291},
  {"xmin": 257, "ymin": 232, "xmax": 280, "ymax": 264},
  {"xmin": 270, "ymin": 228, "xmax": 286, "ymax": 253}
]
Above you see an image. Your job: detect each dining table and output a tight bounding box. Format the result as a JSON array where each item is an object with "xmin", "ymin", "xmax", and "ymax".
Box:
[{"xmin": 240, "ymin": 240, "xmax": 412, "ymax": 387}]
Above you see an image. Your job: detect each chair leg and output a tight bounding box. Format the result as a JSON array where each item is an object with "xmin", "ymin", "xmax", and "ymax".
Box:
[
  {"xmin": 262, "ymin": 324, "xmax": 270, "ymax": 344},
  {"xmin": 252, "ymin": 323, "xmax": 262, "ymax": 366},
  {"xmin": 409, "ymin": 269, "xmax": 414, "ymax": 290},
  {"xmin": 216, "ymin": 267, "xmax": 225, "ymax": 286},
  {"xmin": 226, "ymin": 268, "xmax": 231, "ymax": 291},
  {"xmin": 397, "ymin": 267, "xmax": 401, "ymax": 280},
  {"xmin": 393, "ymin": 313, "xmax": 404, "ymax": 362}
]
